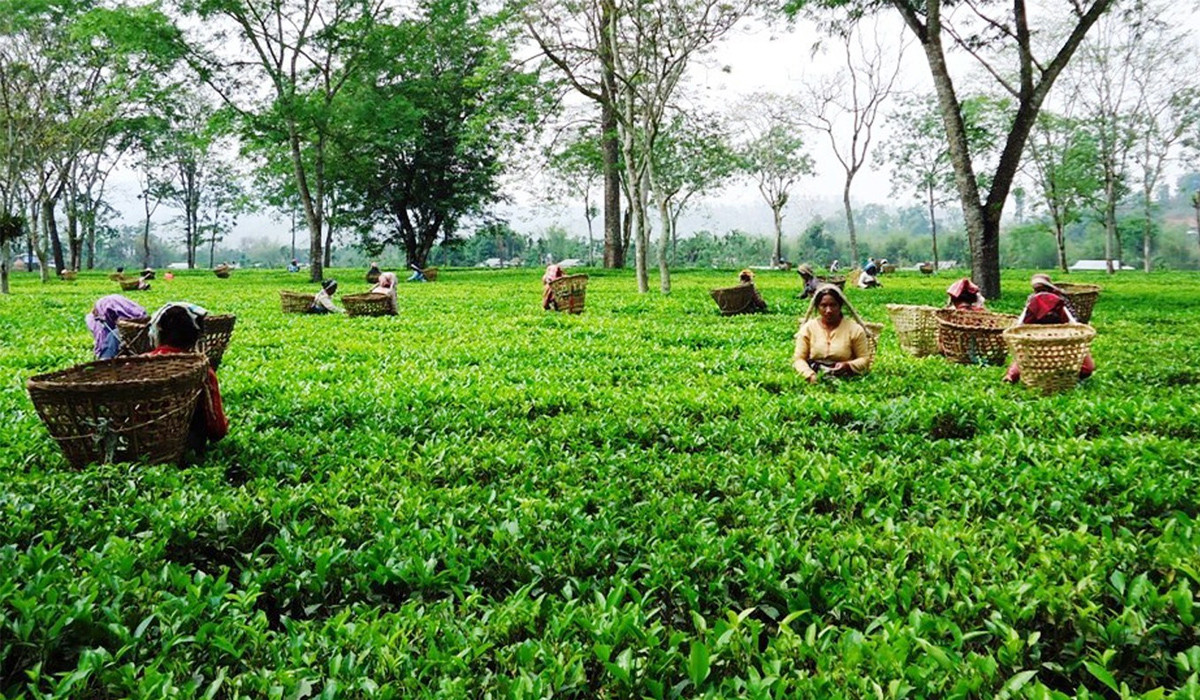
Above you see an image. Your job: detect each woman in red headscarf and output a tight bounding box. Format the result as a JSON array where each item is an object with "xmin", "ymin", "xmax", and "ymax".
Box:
[
  {"xmin": 945, "ymin": 278, "xmax": 986, "ymax": 311},
  {"xmin": 1003, "ymin": 274, "xmax": 1095, "ymax": 383},
  {"xmin": 542, "ymin": 264, "xmax": 566, "ymax": 310}
]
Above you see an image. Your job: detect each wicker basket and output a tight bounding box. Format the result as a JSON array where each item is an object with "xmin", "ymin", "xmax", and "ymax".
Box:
[
  {"xmin": 1057, "ymin": 283, "xmax": 1100, "ymax": 323},
  {"xmin": 919, "ymin": 263, "xmax": 934, "ymax": 275},
  {"xmin": 343, "ymin": 292, "xmax": 396, "ymax": 317},
  {"xmin": 710, "ymin": 284, "xmax": 763, "ymax": 316},
  {"xmin": 214, "ymin": 268, "xmax": 231, "ymax": 279},
  {"xmin": 108, "ymin": 273, "xmax": 125, "ymax": 281},
  {"xmin": 935, "ymin": 309, "xmax": 1018, "ymax": 365},
  {"xmin": 366, "ymin": 269, "xmax": 381, "ymax": 284},
  {"xmin": 27, "ymin": 354, "xmax": 209, "ymax": 468},
  {"xmin": 60, "ymin": 270, "xmax": 77, "ymax": 281},
  {"xmin": 887, "ymin": 304, "xmax": 941, "ymax": 357},
  {"xmin": 423, "ymin": 267, "xmax": 438, "ymax": 282},
  {"xmin": 1003, "ymin": 323, "xmax": 1096, "ymax": 394},
  {"xmin": 117, "ymin": 317, "xmax": 154, "ymax": 356},
  {"xmin": 119, "ymin": 279, "xmax": 143, "ymax": 291},
  {"xmin": 881, "ymin": 264, "xmax": 896, "ymax": 274},
  {"xmin": 280, "ymin": 290, "xmax": 315, "ymax": 314},
  {"xmin": 551, "ymin": 274, "xmax": 588, "ymax": 314},
  {"xmin": 863, "ymin": 321, "xmax": 884, "ymax": 362},
  {"xmin": 201, "ymin": 314, "xmax": 236, "ymax": 369},
  {"xmin": 815, "ymin": 275, "xmax": 846, "ymax": 290}
]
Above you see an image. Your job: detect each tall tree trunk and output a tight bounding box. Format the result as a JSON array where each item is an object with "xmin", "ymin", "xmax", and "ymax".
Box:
[
  {"xmin": 30, "ymin": 202, "xmax": 49, "ymax": 283},
  {"xmin": 1141, "ymin": 185, "xmax": 1153, "ymax": 273},
  {"xmin": 843, "ymin": 179, "xmax": 858, "ymax": 267},
  {"xmin": 928, "ymin": 184, "xmax": 940, "ymax": 272},
  {"xmin": 1193, "ymin": 191, "xmax": 1199, "ymax": 266},
  {"xmin": 289, "ymin": 124, "xmax": 324, "ymax": 283},
  {"xmin": 1103, "ymin": 174, "xmax": 1117, "ymax": 274},
  {"xmin": 1, "ymin": 240, "xmax": 9, "ymax": 294},
  {"xmin": 44, "ymin": 199, "xmax": 64, "ymax": 274},
  {"xmin": 772, "ymin": 205, "xmax": 784, "ymax": 267},
  {"xmin": 323, "ymin": 215, "xmax": 333, "ymax": 269},
  {"xmin": 656, "ymin": 195, "xmax": 671, "ymax": 294},
  {"xmin": 66, "ymin": 195, "xmax": 80, "ymax": 271},
  {"xmin": 85, "ymin": 199, "xmax": 96, "ymax": 270},
  {"xmin": 142, "ymin": 194, "xmax": 153, "ymax": 269},
  {"xmin": 1054, "ymin": 221, "xmax": 1068, "ymax": 273},
  {"xmin": 599, "ymin": 0, "xmax": 623, "ymax": 269}
]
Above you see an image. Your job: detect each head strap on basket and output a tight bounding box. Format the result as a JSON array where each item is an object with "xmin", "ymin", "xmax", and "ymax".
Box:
[{"xmin": 802, "ymin": 283, "xmax": 870, "ymax": 331}]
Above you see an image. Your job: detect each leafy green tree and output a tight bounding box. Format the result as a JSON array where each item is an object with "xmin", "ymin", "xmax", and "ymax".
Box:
[
  {"xmin": 651, "ymin": 112, "xmax": 737, "ymax": 265},
  {"xmin": 1024, "ymin": 111, "xmax": 1102, "ymax": 272},
  {"xmin": 547, "ymin": 126, "xmax": 604, "ymax": 265},
  {"xmin": 788, "ymin": 0, "xmax": 1115, "ymax": 298},
  {"xmin": 338, "ymin": 0, "xmax": 544, "ymax": 269}
]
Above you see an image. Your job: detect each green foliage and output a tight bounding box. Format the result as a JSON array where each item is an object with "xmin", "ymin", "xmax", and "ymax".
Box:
[{"xmin": 2, "ymin": 269, "xmax": 1200, "ymax": 696}]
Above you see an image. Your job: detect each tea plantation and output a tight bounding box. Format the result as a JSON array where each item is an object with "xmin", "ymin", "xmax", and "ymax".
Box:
[{"xmin": 2, "ymin": 268, "xmax": 1199, "ymax": 698}]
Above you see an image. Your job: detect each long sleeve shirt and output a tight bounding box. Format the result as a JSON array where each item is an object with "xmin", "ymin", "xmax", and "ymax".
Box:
[{"xmin": 792, "ymin": 318, "xmax": 871, "ymax": 380}]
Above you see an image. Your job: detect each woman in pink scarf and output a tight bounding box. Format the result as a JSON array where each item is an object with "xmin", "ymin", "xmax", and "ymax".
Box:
[
  {"xmin": 1004, "ymin": 274, "xmax": 1095, "ymax": 383},
  {"xmin": 370, "ymin": 271, "xmax": 399, "ymax": 312},
  {"xmin": 945, "ymin": 278, "xmax": 986, "ymax": 311},
  {"xmin": 542, "ymin": 264, "xmax": 565, "ymax": 310}
]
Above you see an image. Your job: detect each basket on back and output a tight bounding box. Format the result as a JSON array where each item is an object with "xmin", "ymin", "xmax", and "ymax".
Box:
[
  {"xmin": 550, "ymin": 274, "xmax": 588, "ymax": 314},
  {"xmin": 815, "ymin": 275, "xmax": 846, "ymax": 290},
  {"xmin": 117, "ymin": 314, "xmax": 237, "ymax": 370},
  {"xmin": 60, "ymin": 271, "xmax": 77, "ymax": 281},
  {"xmin": 935, "ymin": 309, "xmax": 1017, "ymax": 365},
  {"xmin": 887, "ymin": 304, "xmax": 941, "ymax": 357},
  {"xmin": 1056, "ymin": 283, "xmax": 1100, "ymax": 323},
  {"xmin": 423, "ymin": 267, "xmax": 438, "ymax": 282},
  {"xmin": 214, "ymin": 267, "xmax": 231, "ymax": 279},
  {"xmin": 710, "ymin": 284, "xmax": 763, "ymax": 316},
  {"xmin": 342, "ymin": 292, "xmax": 396, "ymax": 317},
  {"xmin": 863, "ymin": 321, "xmax": 884, "ymax": 363},
  {"xmin": 919, "ymin": 263, "xmax": 934, "ymax": 275},
  {"xmin": 1003, "ymin": 324, "xmax": 1096, "ymax": 394},
  {"xmin": 119, "ymin": 278, "xmax": 143, "ymax": 291},
  {"xmin": 881, "ymin": 264, "xmax": 896, "ymax": 274},
  {"xmin": 280, "ymin": 290, "xmax": 315, "ymax": 313},
  {"xmin": 26, "ymin": 354, "xmax": 210, "ymax": 468}
]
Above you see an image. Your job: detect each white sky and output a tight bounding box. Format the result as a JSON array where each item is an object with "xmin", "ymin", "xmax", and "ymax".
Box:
[{"xmin": 105, "ymin": 5, "xmax": 1200, "ymax": 247}]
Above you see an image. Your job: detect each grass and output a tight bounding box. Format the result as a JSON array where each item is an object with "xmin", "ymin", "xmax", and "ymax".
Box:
[{"xmin": 1, "ymin": 267, "xmax": 1199, "ymax": 698}]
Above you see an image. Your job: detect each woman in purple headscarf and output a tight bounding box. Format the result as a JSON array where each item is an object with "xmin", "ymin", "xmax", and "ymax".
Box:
[{"xmin": 85, "ymin": 294, "xmax": 148, "ymax": 359}]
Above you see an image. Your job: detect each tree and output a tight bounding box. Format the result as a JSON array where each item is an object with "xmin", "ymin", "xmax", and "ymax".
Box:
[
  {"xmin": 608, "ymin": 0, "xmax": 752, "ymax": 293},
  {"xmin": 790, "ymin": 0, "xmax": 1116, "ymax": 297},
  {"xmin": 735, "ymin": 104, "xmax": 815, "ymax": 267},
  {"xmin": 650, "ymin": 111, "xmax": 738, "ymax": 265},
  {"xmin": 339, "ymin": 0, "xmax": 543, "ymax": 268},
  {"xmin": 547, "ymin": 126, "xmax": 605, "ymax": 266},
  {"xmin": 525, "ymin": 0, "xmax": 625, "ymax": 268},
  {"xmin": 1024, "ymin": 111, "xmax": 1102, "ymax": 272},
  {"xmin": 881, "ymin": 93, "xmax": 955, "ymax": 271},
  {"xmin": 799, "ymin": 23, "xmax": 904, "ymax": 266},
  {"xmin": 182, "ymin": 0, "xmax": 389, "ymax": 283}
]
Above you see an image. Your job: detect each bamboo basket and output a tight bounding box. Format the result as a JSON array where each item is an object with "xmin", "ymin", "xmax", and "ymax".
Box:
[
  {"xmin": 881, "ymin": 264, "xmax": 896, "ymax": 274},
  {"xmin": 108, "ymin": 273, "xmax": 125, "ymax": 281},
  {"xmin": 117, "ymin": 317, "xmax": 154, "ymax": 356},
  {"xmin": 214, "ymin": 267, "xmax": 231, "ymax": 279},
  {"xmin": 887, "ymin": 304, "xmax": 941, "ymax": 357},
  {"xmin": 280, "ymin": 290, "xmax": 315, "ymax": 314},
  {"xmin": 60, "ymin": 270, "xmax": 77, "ymax": 281},
  {"xmin": 366, "ymin": 269, "xmax": 381, "ymax": 284},
  {"xmin": 342, "ymin": 292, "xmax": 396, "ymax": 317},
  {"xmin": 1003, "ymin": 323, "xmax": 1096, "ymax": 395},
  {"xmin": 201, "ymin": 314, "xmax": 236, "ymax": 370},
  {"xmin": 919, "ymin": 263, "xmax": 934, "ymax": 275},
  {"xmin": 27, "ymin": 354, "xmax": 209, "ymax": 468},
  {"xmin": 935, "ymin": 309, "xmax": 1018, "ymax": 365},
  {"xmin": 119, "ymin": 279, "xmax": 143, "ymax": 291},
  {"xmin": 550, "ymin": 274, "xmax": 588, "ymax": 314},
  {"xmin": 710, "ymin": 284, "xmax": 763, "ymax": 316},
  {"xmin": 863, "ymin": 321, "xmax": 884, "ymax": 363},
  {"xmin": 423, "ymin": 267, "xmax": 438, "ymax": 282},
  {"xmin": 1057, "ymin": 283, "xmax": 1100, "ymax": 323}
]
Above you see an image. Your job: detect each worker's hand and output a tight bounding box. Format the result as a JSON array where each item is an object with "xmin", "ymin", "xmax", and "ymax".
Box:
[
  {"xmin": 832, "ymin": 362, "xmax": 850, "ymax": 374},
  {"xmin": 807, "ymin": 373, "xmax": 819, "ymax": 384}
]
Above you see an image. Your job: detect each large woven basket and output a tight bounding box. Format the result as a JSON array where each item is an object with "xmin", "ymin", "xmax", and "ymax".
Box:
[
  {"xmin": 887, "ymin": 304, "xmax": 941, "ymax": 357},
  {"xmin": 815, "ymin": 275, "xmax": 846, "ymax": 290},
  {"xmin": 1003, "ymin": 323, "xmax": 1096, "ymax": 394},
  {"xmin": 919, "ymin": 263, "xmax": 934, "ymax": 275},
  {"xmin": 935, "ymin": 309, "xmax": 1018, "ymax": 365},
  {"xmin": 551, "ymin": 274, "xmax": 588, "ymax": 314},
  {"xmin": 117, "ymin": 317, "xmax": 154, "ymax": 356},
  {"xmin": 214, "ymin": 268, "xmax": 231, "ymax": 279},
  {"xmin": 343, "ymin": 292, "xmax": 396, "ymax": 317},
  {"xmin": 366, "ymin": 269, "xmax": 381, "ymax": 284},
  {"xmin": 27, "ymin": 354, "xmax": 209, "ymax": 468},
  {"xmin": 119, "ymin": 279, "xmax": 143, "ymax": 291},
  {"xmin": 1057, "ymin": 283, "xmax": 1100, "ymax": 323},
  {"xmin": 280, "ymin": 290, "xmax": 315, "ymax": 314},
  {"xmin": 60, "ymin": 270, "xmax": 77, "ymax": 281},
  {"xmin": 423, "ymin": 267, "xmax": 438, "ymax": 282},
  {"xmin": 108, "ymin": 273, "xmax": 125, "ymax": 282},
  {"xmin": 881, "ymin": 264, "xmax": 896, "ymax": 274},
  {"xmin": 710, "ymin": 284, "xmax": 763, "ymax": 316},
  {"xmin": 201, "ymin": 314, "xmax": 236, "ymax": 369}
]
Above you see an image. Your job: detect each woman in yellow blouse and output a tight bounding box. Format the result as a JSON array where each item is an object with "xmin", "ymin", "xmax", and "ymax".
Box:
[{"xmin": 793, "ymin": 285, "xmax": 873, "ymax": 383}]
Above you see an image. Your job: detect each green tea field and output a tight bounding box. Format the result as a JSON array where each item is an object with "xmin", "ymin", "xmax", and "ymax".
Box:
[{"xmin": 2, "ymin": 268, "xmax": 1200, "ymax": 698}]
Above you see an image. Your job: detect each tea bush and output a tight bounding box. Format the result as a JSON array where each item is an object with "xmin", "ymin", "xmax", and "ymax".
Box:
[{"xmin": 1, "ymin": 268, "xmax": 1199, "ymax": 698}]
